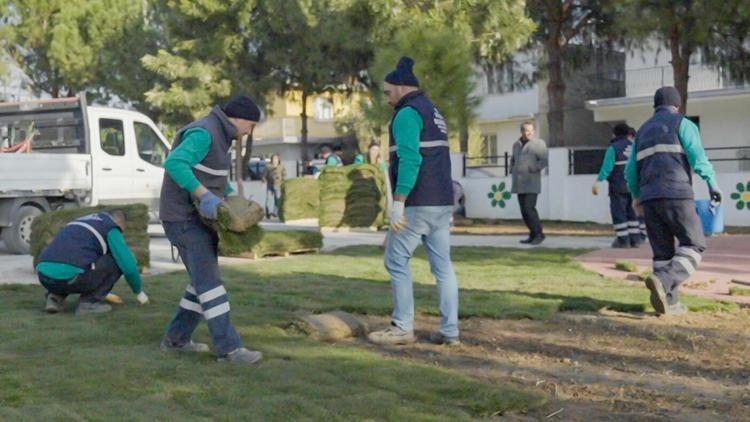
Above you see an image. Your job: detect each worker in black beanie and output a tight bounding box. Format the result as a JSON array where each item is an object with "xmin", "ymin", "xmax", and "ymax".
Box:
[
  {"xmin": 626, "ymin": 86, "xmax": 722, "ymax": 315},
  {"xmin": 593, "ymin": 123, "xmax": 643, "ymax": 248},
  {"xmin": 158, "ymin": 94, "xmax": 263, "ymax": 365}
]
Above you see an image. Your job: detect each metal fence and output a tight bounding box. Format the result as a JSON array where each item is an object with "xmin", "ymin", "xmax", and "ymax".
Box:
[
  {"xmin": 567, "ymin": 145, "xmax": 750, "ymax": 175},
  {"xmin": 462, "ymin": 152, "xmax": 512, "ymax": 177}
]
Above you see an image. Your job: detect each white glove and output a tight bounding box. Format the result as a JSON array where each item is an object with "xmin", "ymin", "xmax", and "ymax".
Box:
[
  {"xmin": 136, "ymin": 291, "xmax": 149, "ymax": 305},
  {"xmin": 389, "ymin": 201, "xmax": 407, "ymax": 233},
  {"xmin": 633, "ymin": 199, "xmax": 644, "ymax": 217}
]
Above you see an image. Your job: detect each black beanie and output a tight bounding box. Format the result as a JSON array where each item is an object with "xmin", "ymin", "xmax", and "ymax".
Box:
[
  {"xmin": 385, "ymin": 56, "xmax": 420, "ymax": 87},
  {"xmin": 612, "ymin": 123, "xmax": 630, "ymax": 137},
  {"xmin": 223, "ymin": 95, "xmax": 261, "ymax": 121},
  {"xmin": 654, "ymin": 87, "xmax": 681, "ymax": 108}
]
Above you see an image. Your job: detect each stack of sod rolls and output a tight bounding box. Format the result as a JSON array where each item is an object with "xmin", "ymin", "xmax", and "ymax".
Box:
[
  {"xmin": 278, "ymin": 177, "xmax": 320, "ymax": 222},
  {"xmin": 318, "ymin": 164, "xmax": 387, "ymax": 229},
  {"xmin": 30, "ymin": 204, "xmax": 150, "ymax": 270}
]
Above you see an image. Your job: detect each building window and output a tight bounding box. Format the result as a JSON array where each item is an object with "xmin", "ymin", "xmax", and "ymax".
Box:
[
  {"xmin": 314, "ymin": 97, "xmax": 334, "ymax": 121},
  {"xmin": 484, "ymin": 62, "xmax": 534, "ymax": 95},
  {"xmin": 687, "ymin": 115, "xmax": 700, "ymax": 128},
  {"xmin": 481, "ymin": 134, "xmax": 498, "ymax": 163}
]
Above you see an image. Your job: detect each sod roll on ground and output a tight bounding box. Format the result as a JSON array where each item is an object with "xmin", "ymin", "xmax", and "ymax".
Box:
[
  {"xmin": 318, "ymin": 164, "xmax": 387, "ymax": 229},
  {"xmin": 30, "ymin": 204, "xmax": 150, "ymax": 270},
  {"xmin": 279, "ymin": 177, "xmax": 320, "ymax": 222}
]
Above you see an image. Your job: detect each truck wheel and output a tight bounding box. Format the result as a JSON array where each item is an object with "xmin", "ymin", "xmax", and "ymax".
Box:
[{"xmin": 2, "ymin": 206, "xmax": 42, "ymax": 255}]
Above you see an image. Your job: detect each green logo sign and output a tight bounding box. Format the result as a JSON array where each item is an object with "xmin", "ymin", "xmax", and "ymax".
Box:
[
  {"xmin": 730, "ymin": 181, "xmax": 750, "ymax": 211},
  {"xmin": 487, "ymin": 182, "xmax": 512, "ymax": 208}
]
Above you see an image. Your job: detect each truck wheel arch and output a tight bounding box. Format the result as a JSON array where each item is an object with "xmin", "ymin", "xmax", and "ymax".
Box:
[{"xmin": 0, "ymin": 197, "xmax": 51, "ymax": 227}]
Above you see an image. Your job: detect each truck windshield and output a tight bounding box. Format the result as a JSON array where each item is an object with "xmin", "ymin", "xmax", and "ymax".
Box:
[{"xmin": 134, "ymin": 122, "xmax": 168, "ymax": 167}]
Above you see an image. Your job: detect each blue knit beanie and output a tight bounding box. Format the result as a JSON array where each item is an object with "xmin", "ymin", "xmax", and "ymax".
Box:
[{"xmin": 385, "ymin": 56, "xmax": 420, "ymax": 87}]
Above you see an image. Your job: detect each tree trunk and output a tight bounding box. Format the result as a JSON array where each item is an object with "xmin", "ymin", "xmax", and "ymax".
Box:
[
  {"xmin": 669, "ymin": 27, "xmax": 692, "ymax": 114},
  {"xmin": 459, "ymin": 123, "xmax": 469, "ymax": 153},
  {"xmin": 235, "ymin": 136, "xmax": 245, "ymax": 198},
  {"xmin": 241, "ymin": 133, "xmax": 254, "ymax": 180},
  {"xmin": 300, "ymin": 90, "xmax": 309, "ymax": 161},
  {"xmin": 546, "ymin": 41, "xmax": 566, "ymax": 147}
]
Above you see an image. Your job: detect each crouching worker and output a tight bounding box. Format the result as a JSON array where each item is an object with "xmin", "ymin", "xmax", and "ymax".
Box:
[
  {"xmin": 592, "ymin": 123, "xmax": 645, "ymax": 248},
  {"xmin": 627, "ymin": 87, "xmax": 722, "ymax": 315},
  {"xmin": 37, "ymin": 210, "xmax": 149, "ymax": 315}
]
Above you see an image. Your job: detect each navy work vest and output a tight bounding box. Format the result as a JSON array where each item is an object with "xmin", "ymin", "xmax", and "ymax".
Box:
[
  {"xmin": 160, "ymin": 106, "xmax": 236, "ymax": 222},
  {"xmin": 39, "ymin": 212, "xmax": 119, "ymax": 270},
  {"xmin": 388, "ymin": 91, "xmax": 453, "ymax": 207},
  {"xmin": 635, "ymin": 107, "xmax": 693, "ymax": 202},
  {"xmin": 607, "ymin": 136, "xmax": 632, "ymax": 195}
]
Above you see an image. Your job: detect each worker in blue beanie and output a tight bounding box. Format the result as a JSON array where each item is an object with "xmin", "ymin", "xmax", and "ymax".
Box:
[{"xmin": 368, "ymin": 56, "xmax": 459, "ymax": 347}]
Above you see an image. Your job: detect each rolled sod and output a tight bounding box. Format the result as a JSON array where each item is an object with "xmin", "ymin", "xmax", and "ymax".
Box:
[
  {"xmin": 318, "ymin": 164, "xmax": 387, "ymax": 229},
  {"xmin": 279, "ymin": 177, "xmax": 320, "ymax": 222},
  {"xmin": 217, "ymin": 226, "xmax": 323, "ymax": 258},
  {"xmin": 30, "ymin": 204, "xmax": 150, "ymax": 270}
]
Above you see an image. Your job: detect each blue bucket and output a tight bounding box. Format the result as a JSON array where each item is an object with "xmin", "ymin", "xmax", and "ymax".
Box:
[{"xmin": 695, "ymin": 199, "xmax": 724, "ymax": 235}]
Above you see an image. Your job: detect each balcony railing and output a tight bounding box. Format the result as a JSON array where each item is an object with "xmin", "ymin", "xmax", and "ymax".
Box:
[{"xmin": 615, "ymin": 65, "xmax": 747, "ymax": 97}]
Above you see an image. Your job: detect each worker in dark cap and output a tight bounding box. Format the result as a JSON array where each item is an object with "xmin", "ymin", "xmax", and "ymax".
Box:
[
  {"xmin": 593, "ymin": 123, "xmax": 643, "ymax": 248},
  {"xmin": 367, "ymin": 56, "xmax": 459, "ymax": 347},
  {"xmin": 158, "ymin": 95, "xmax": 263, "ymax": 364},
  {"xmin": 626, "ymin": 86, "xmax": 722, "ymax": 315}
]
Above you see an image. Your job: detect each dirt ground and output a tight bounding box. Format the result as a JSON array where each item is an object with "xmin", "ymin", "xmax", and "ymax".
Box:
[{"xmin": 354, "ymin": 310, "xmax": 750, "ymax": 421}]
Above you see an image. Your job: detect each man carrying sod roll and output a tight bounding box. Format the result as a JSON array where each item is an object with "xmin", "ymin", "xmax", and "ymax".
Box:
[{"xmin": 159, "ymin": 95, "xmax": 263, "ymax": 365}]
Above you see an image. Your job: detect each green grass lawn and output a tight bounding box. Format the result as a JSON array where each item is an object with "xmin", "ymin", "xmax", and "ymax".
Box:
[{"xmin": 0, "ymin": 246, "xmax": 737, "ymax": 420}]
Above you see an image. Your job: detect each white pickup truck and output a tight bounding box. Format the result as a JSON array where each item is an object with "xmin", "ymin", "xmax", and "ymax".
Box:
[{"xmin": 0, "ymin": 96, "xmax": 171, "ymax": 254}]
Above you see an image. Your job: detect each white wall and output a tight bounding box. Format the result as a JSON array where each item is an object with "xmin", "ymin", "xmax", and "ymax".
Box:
[
  {"xmin": 460, "ymin": 148, "xmax": 750, "ymax": 227},
  {"xmin": 476, "ymin": 88, "xmax": 539, "ymax": 122}
]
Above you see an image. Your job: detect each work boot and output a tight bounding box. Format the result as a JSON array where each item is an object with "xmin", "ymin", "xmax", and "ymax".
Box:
[
  {"xmin": 367, "ymin": 325, "xmax": 415, "ymax": 346},
  {"xmin": 45, "ymin": 293, "xmax": 65, "ymax": 313},
  {"xmin": 529, "ymin": 234, "xmax": 546, "ymax": 245},
  {"xmin": 160, "ymin": 338, "xmax": 210, "ymax": 353},
  {"xmin": 75, "ymin": 301, "xmax": 112, "ymax": 316},
  {"xmin": 218, "ymin": 347, "xmax": 263, "ymax": 365},
  {"xmin": 645, "ymin": 275, "xmax": 668, "ymax": 314},
  {"xmin": 664, "ymin": 302, "xmax": 688, "ymax": 316},
  {"xmin": 429, "ymin": 332, "xmax": 461, "ymax": 346},
  {"xmin": 611, "ymin": 237, "xmax": 630, "ymax": 248}
]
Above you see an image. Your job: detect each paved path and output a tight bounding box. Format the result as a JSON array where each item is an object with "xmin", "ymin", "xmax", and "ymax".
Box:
[
  {"xmin": 576, "ymin": 235, "xmax": 750, "ymax": 305},
  {"xmin": 0, "ymin": 222, "xmax": 608, "ymax": 286}
]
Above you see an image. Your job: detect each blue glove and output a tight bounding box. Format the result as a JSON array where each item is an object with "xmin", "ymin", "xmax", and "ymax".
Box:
[{"xmin": 198, "ymin": 191, "xmax": 222, "ymax": 220}]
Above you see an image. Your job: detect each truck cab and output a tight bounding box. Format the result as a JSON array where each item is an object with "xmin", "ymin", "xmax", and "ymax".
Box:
[{"xmin": 0, "ymin": 96, "xmax": 171, "ymax": 254}]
